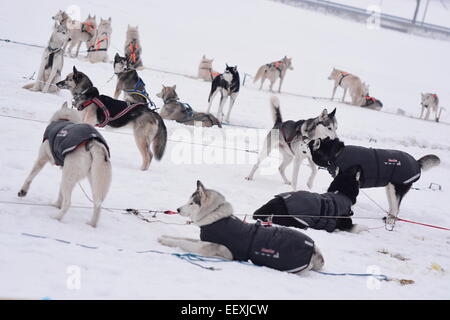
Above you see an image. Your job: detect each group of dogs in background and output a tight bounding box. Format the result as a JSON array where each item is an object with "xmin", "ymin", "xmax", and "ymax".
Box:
[{"xmin": 16, "ymin": 10, "xmax": 443, "ymax": 275}]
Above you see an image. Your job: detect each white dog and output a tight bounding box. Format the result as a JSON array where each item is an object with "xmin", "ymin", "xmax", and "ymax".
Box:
[
  {"xmin": 328, "ymin": 68, "xmax": 366, "ymax": 106},
  {"xmin": 420, "ymin": 93, "xmax": 444, "ymax": 122},
  {"xmin": 87, "ymin": 17, "xmax": 112, "ymax": 63},
  {"xmin": 18, "ymin": 102, "xmax": 112, "ymax": 227}
]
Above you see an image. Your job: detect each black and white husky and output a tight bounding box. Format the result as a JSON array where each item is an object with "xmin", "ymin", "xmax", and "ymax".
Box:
[
  {"xmin": 57, "ymin": 67, "xmax": 167, "ymax": 171},
  {"xmin": 245, "ymin": 96, "xmax": 338, "ymax": 190},
  {"xmin": 158, "ymin": 181, "xmax": 324, "ymax": 274},
  {"xmin": 206, "ymin": 65, "xmax": 240, "ymax": 123},
  {"xmin": 18, "ymin": 102, "xmax": 111, "ymax": 228},
  {"xmin": 309, "ymin": 137, "xmax": 441, "ymax": 226}
]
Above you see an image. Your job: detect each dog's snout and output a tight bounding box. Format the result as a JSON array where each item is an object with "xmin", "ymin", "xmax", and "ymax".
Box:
[{"xmin": 177, "ymin": 208, "xmax": 181, "ymax": 213}]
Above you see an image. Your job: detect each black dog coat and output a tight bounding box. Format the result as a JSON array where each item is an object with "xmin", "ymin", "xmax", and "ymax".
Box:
[
  {"xmin": 331, "ymin": 146, "xmax": 421, "ymax": 188},
  {"xmin": 272, "ymin": 191, "xmax": 353, "ymax": 232},
  {"xmin": 200, "ymin": 216, "xmax": 315, "ymax": 272},
  {"xmin": 43, "ymin": 120, "xmax": 109, "ymax": 166}
]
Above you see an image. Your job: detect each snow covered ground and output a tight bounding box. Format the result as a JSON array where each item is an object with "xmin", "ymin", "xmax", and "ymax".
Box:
[{"xmin": 0, "ymin": 0, "xmax": 449, "ymax": 299}]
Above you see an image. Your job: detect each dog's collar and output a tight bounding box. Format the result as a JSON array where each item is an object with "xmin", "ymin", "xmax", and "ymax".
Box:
[
  {"xmin": 72, "ymin": 87, "xmax": 93, "ymax": 109},
  {"xmin": 163, "ymin": 97, "xmax": 179, "ymax": 104},
  {"xmin": 48, "ymin": 46, "xmax": 62, "ymax": 53}
]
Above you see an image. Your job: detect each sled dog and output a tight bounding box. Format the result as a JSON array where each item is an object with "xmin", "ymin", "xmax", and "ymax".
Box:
[
  {"xmin": 124, "ymin": 25, "xmax": 144, "ymax": 70},
  {"xmin": 420, "ymin": 93, "xmax": 444, "ymax": 122},
  {"xmin": 328, "ymin": 68, "xmax": 366, "ymax": 106},
  {"xmin": 253, "ymin": 56, "xmax": 293, "ymax": 93}
]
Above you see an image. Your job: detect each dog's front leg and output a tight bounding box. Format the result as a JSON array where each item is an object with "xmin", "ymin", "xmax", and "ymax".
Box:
[
  {"xmin": 43, "ymin": 57, "xmax": 61, "ymax": 93},
  {"xmin": 158, "ymin": 236, "xmax": 233, "ymax": 260},
  {"xmin": 18, "ymin": 143, "xmax": 50, "ymax": 197},
  {"xmin": 306, "ymin": 157, "xmax": 318, "ymax": 189},
  {"xmin": 217, "ymin": 91, "xmax": 227, "ymax": 122},
  {"xmin": 419, "ymin": 106, "xmax": 425, "ymax": 119},
  {"xmin": 277, "ymin": 74, "xmax": 285, "ymax": 93},
  {"xmin": 331, "ymin": 83, "xmax": 338, "ymax": 100},
  {"xmin": 291, "ymin": 155, "xmax": 303, "ymax": 191},
  {"xmin": 83, "ymin": 106, "xmax": 98, "ymax": 126},
  {"xmin": 385, "ymin": 183, "xmax": 399, "ymax": 226},
  {"xmin": 279, "ymin": 149, "xmax": 294, "ymax": 185},
  {"xmin": 341, "ymin": 88, "xmax": 347, "ymax": 103},
  {"xmin": 114, "ymin": 81, "xmax": 123, "ymax": 99}
]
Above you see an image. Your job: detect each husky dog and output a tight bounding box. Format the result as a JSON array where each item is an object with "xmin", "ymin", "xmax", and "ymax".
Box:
[
  {"xmin": 361, "ymin": 95, "xmax": 383, "ymax": 111},
  {"xmin": 63, "ymin": 14, "xmax": 97, "ymax": 58},
  {"xmin": 23, "ymin": 22, "xmax": 69, "ymax": 94},
  {"xmin": 17, "ymin": 102, "xmax": 111, "ymax": 228},
  {"xmin": 207, "ymin": 65, "xmax": 240, "ymax": 123},
  {"xmin": 245, "ymin": 96, "xmax": 337, "ymax": 191},
  {"xmin": 113, "ymin": 53, "xmax": 152, "ymax": 105},
  {"xmin": 57, "ymin": 67, "xmax": 167, "ymax": 171},
  {"xmin": 124, "ymin": 25, "xmax": 144, "ymax": 70},
  {"xmin": 254, "ymin": 167, "xmax": 368, "ymax": 233},
  {"xmin": 87, "ymin": 17, "xmax": 112, "ymax": 63},
  {"xmin": 309, "ymin": 137, "xmax": 441, "ymax": 226},
  {"xmin": 328, "ymin": 68, "xmax": 365, "ymax": 106},
  {"xmin": 158, "ymin": 181, "xmax": 324, "ymax": 273},
  {"xmin": 420, "ymin": 93, "xmax": 444, "ymax": 122},
  {"xmin": 253, "ymin": 56, "xmax": 294, "ymax": 93},
  {"xmin": 156, "ymin": 85, "xmax": 221, "ymax": 127},
  {"xmin": 52, "ymin": 10, "xmax": 69, "ymax": 26},
  {"xmin": 198, "ymin": 55, "xmax": 219, "ymax": 81}
]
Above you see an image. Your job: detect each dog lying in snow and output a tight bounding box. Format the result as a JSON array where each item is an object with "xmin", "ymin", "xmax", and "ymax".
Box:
[
  {"xmin": 159, "ymin": 181, "xmax": 324, "ymax": 274},
  {"xmin": 308, "ymin": 137, "xmax": 440, "ymax": 227},
  {"xmin": 18, "ymin": 102, "xmax": 111, "ymax": 228},
  {"xmin": 254, "ymin": 167, "xmax": 368, "ymax": 233}
]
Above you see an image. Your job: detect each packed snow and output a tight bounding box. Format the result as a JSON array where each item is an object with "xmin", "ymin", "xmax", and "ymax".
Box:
[{"xmin": 0, "ymin": 0, "xmax": 449, "ymax": 299}]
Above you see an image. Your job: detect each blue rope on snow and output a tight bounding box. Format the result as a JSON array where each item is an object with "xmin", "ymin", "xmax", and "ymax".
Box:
[{"xmin": 313, "ymin": 270, "xmax": 389, "ymax": 281}]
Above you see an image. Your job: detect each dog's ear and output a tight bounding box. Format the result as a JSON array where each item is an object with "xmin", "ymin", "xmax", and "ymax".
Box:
[
  {"xmin": 311, "ymin": 139, "xmax": 321, "ymax": 151},
  {"xmin": 114, "ymin": 52, "xmax": 120, "ymax": 61},
  {"xmin": 319, "ymin": 108, "xmax": 329, "ymax": 121},
  {"xmin": 355, "ymin": 169, "xmax": 361, "ymax": 182},
  {"xmin": 108, "ymin": 17, "xmax": 112, "ymax": 22},
  {"xmin": 329, "ymin": 108, "xmax": 336, "ymax": 118},
  {"xmin": 73, "ymin": 66, "xmax": 79, "ymax": 75},
  {"xmin": 172, "ymin": 85, "xmax": 177, "ymax": 90},
  {"xmin": 61, "ymin": 101, "xmax": 68, "ymax": 109},
  {"xmin": 197, "ymin": 180, "xmax": 206, "ymax": 198}
]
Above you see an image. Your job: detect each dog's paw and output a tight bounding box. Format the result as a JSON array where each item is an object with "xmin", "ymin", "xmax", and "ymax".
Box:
[
  {"xmin": 18, "ymin": 190, "xmax": 27, "ymax": 198},
  {"xmin": 51, "ymin": 214, "xmax": 63, "ymax": 222},
  {"xmin": 244, "ymin": 176, "xmax": 253, "ymax": 181},
  {"xmin": 350, "ymin": 224, "xmax": 369, "ymax": 234},
  {"xmin": 86, "ymin": 221, "xmax": 97, "ymax": 228},
  {"xmin": 158, "ymin": 236, "xmax": 178, "ymax": 248},
  {"xmin": 51, "ymin": 201, "xmax": 62, "ymax": 209}
]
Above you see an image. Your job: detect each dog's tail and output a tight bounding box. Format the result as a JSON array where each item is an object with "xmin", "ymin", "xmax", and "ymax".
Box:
[
  {"xmin": 253, "ymin": 65, "xmax": 267, "ymax": 83},
  {"xmin": 270, "ymin": 96, "xmax": 282, "ymax": 125},
  {"xmin": 152, "ymin": 113, "xmax": 168, "ymax": 161},
  {"xmin": 418, "ymin": 154, "xmax": 441, "ymax": 171},
  {"xmin": 89, "ymin": 141, "xmax": 112, "ymax": 212}
]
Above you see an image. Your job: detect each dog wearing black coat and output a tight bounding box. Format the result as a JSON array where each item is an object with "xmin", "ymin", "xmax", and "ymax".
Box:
[
  {"xmin": 308, "ymin": 137, "xmax": 440, "ymax": 226},
  {"xmin": 253, "ymin": 167, "xmax": 368, "ymax": 233}
]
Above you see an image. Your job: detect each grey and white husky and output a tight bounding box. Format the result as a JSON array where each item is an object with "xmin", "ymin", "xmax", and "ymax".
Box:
[
  {"xmin": 328, "ymin": 68, "xmax": 365, "ymax": 106},
  {"xmin": 253, "ymin": 57, "xmax": 294, "ymax": 93},
  {"xmin": 17, "ymin": 102, "xmax": 111, "ymax": 228},
  {"xmin": 57, "ymin": 67, "xmax": 167, "ymax": 171},
  {"xmin": 23, "ymin": 22, "xmax": 69, "ymax": 93},
  {"xmin": 158, "ymin": 181, "xmax": 324, "ymax": 274},
  {"xmin": 156, "ymin": 85, "xmax": 222, "ymax": 127},
  {"xmin": 124, "ymin": 25, "xmax": 144, "ymax": 70},
  {"xmin": 420, "ymin": 93, "xmax": 444, "ymax": 122},
  {"xmin": 197, "ymin": 55, "xmax": 219, "ymax": 81},
  {"xmin": 246, "ymin": 96, "xmax": 337, "ymax": 191},
  {"xmin": 87, "ymin": 17, "xmax": 112, "ymax": 63}
]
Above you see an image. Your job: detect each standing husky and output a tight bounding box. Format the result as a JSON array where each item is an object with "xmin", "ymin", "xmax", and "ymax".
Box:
[
  {"xmin": 420, "ymin": 93, "xmax": 444, "ymax": 122},
  {"xmin": 158, "ymin": 181, "xmax": 324, "ymax": 273},
  {"xmin": 124, "ymin": 25, "xmax": 144, "ymax": 70},
  {"xmin": 197, "ymin": 55, "xmax": 219, "ymax": 81},
  {"xmin": 207, "ymin": 65, "xmax": 240, "ymax": 123},
  {"xmin": 254, "ymin": 167, "xmax": 368, "ymax": 233},
  {"xmin": 156, "ymin": 85, "xmax": 221, "ymax": 127},
  {"xmin": 87, "ymin": 17, "xmax": 112, "ymax": 63},
  {"xmin": 328, "ymin": 68, "xmax": 365, "ymax": 106},
  {"xmin": 23, "ymin": 22, "xmax": 69, "ymax": 93},
  {"xmin": 253, "ymin": 56, "xmax": 294, "ymax": 93},
  {"xmin": 57, "ymin": 67, "xmax": 167, "ymax": 171},
  {"xmin": 309, "ymin": 137, "xmax": 441, "ymax": 227},
  {"xmin": 113, "ymin": 53, "xmax": 152, "ymax": 105},
  {"xmin": 17, "ymin": 102, "xmax": 111, "ymax": 228},
  {"xmin": 245, "ymin": 96, "xmax": 337, "ymax": 191},
  {"xmin": 66, "ymin": 15, "xmax": 97, "ymax": 58}
]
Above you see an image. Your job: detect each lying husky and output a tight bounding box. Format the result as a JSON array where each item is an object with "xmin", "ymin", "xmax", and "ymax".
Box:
[
  {"xmin": 309, "ymin": 137, "xmax": 441, "ymax": 226},
  {"xmin": 361, "ymin": 95, "xmax": 383, "ymax": 111},
  {"xmin": 124, "ymin": 25, "xmax": 144, "ymax": 70},
  {"xmin": 87, "ymin": 17, "xmax": 112, "ymax": 63},
  {"xmin": 197, "ymin": 55, "xmax": 219, "ymax": 81},
  {"xmin": 207, "ymin": 65, "xmax": 240, "ymax": 123},
  {"xmin": 245, "ymin": 96, "xmax": 337, "ymax": 191},
  {"xmin": 113, "ymin": 53, "xmax": 153, "ymax": 105},
  {"xmin": 328, "ymin": 68, "xmax": 365, "ymax": 106},
  {"xmin": 18, "ymin": 102, "xmax": 111, "ymax": 228},
  {"xmin": 420, "ymin": 93, "xmax": 444, "ymax": 122},
  {"xmin": 57, "ymin": 67, "xmax": 167, "ymax": 171},
  {"xmin": 156, "ymin": 85, "xmax": 221, "ymax": 127},
  {"xmin": 23, "ymin": 22, "xmax": 69, "ymax": 94},
  {"xmin": 158, "ymin": 181, "xmax": 324, "ymax": 273},
  {"xmin": 253, "ymin": 167, "xmax": 368, "ymax": 233},
  {"xmin": 253, "ymin": 56, "xmax": 294, "ymax": 93}
]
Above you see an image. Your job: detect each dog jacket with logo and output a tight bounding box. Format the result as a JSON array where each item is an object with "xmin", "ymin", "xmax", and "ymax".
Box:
[
  {"xmin": 43, "ymin": 120, "xmax": 109, "ymax": 166},
  {"xmin": 273, "ymin": 191, "xmax": 353, "ymax": 232},
  {"xmin": 200, "ymin": 216, "xmax": 315, "ymax": 272},
  {"xmin": 331, "ymin": 146, "xmax": 421, "ymax": 188}
]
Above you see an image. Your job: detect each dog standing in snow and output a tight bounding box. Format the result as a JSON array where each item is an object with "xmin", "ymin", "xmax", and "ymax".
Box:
[
  {"xmin": 159, "ymin": 181, "xmax": 324, "ymax": 274},
  {"xmin": 18, "ymin": 102, "xmax": 112, "ymax": 228},
  {"xmin": 253, "ymin": 56, "xmax": 294, "ymax": 93},
  {"xmin": 23, "ymin": 21, "xmax": 69, "ymax": 94},
  {"xmin": 328, "ymin": 68, "xmax": 366, "ymax": 106},
  {"xmin": 420, "ymin": 93, "xmax": 444, "ymax": 122},
  {"xmin": 87, "ymin": 17, "xmax": 112, "ymax": 63},
  {"xmin": 198, "ymin": 55, "xmax": 219, "ymax": 81}
]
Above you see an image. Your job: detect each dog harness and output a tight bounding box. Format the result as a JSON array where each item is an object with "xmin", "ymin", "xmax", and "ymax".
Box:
[
  {"xmin": 81, "ymin": 22, "xmax": 95, "ymax": 34},
  {"xmin": 80, "ymin": 95, "xmax": 150, "ymax": 128},
  {"xmin": 338, "ymin": 72, "xmax": 350, "ymax": 86},
  {"xmin": 361, "ymin": 96, "xmax": 383, "ymax": 108},
  {"xmin": 274, "ymin": 191, "xmax": 354, "ymax": 232},
  {"xmin": 123, "ymin": 78, "xmax": 157, "ymax": 110},
  {"xmin": 330, "ymin": 146, "xmax": 421, "ymax": 188},
  {"xmin": 43, "ymin": 120, "xmax": 109, "ymax": 166},
  {"xmin": 88, "ymin": 32, "xmax": 109, "ymax": 52},
  {"xmin": 128, "ymin": 41, "xmax": 139, "ymax": 64},
  {"xmin": 200, "ymin": 216, "xmax": 315, "ymax": 272}
]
